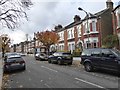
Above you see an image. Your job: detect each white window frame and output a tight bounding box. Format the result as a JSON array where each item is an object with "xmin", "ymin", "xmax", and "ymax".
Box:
[
  {"xmin": 92, "ymin": 21, "xmax": 96, "ymax": 32},
  {"xmin": 77, "ymin": 25, "xmax": 81, "ymax": 37}
]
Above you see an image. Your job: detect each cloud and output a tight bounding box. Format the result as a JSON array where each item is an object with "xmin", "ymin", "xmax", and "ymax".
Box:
[{"xmin": 0, "ymin": 0, "xmax": 120, "ymax": 44}]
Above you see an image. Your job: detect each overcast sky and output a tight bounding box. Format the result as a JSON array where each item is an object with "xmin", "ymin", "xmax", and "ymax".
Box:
[{"xmin": 0, "ymin": 0, "xmax": 119, "ymax": 44}]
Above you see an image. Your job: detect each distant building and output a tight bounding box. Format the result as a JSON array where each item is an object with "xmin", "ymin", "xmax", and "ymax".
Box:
[{"xmin": 13, "ymin": 0, "xmax": 116, "ymax": 53}]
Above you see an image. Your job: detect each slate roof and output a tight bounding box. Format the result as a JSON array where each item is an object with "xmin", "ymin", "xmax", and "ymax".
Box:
[
  {"xmin": 113, "ymin": 5, "xmax": 120, "ymax": 12},
  {"xmin": 56, "ymin": 8, "xmax": 110, "ymax": 32}
]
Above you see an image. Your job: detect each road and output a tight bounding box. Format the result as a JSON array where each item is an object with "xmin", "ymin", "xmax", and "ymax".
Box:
[{"xmin": 3, "ymin": 56, "xmax": 119, "ymax": 89}]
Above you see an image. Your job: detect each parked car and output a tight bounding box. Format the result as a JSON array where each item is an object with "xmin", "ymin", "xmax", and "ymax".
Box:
[
  {"xmin": 4, "ymin": 53, "xmax": 26, "ymax": 73},
  {"xmin": 48, "ymin": 52, "xmax": 73, "ymax": 65},
  {"xmin": 17, "ymin": 53, "xmax": 26, "ymax": 57},
  {"xmin": 35, "ymin": 53, "xmax": 48, "ymax": 61},
  {"xmin": 81, "ymin": 48, "xmax": 120, "ymax": 73}
]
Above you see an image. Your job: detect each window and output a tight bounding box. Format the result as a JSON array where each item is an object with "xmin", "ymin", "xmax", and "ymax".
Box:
[
  {"xmin": 84, "ymin": 22, "xmax": 90, "ymax": 33},
  {"xmin": 117, "ymin": 8, "xmax": 120, "ymax": 28},
  {"xmin": 67, "ymin": 31, "xmax": 70, "ymax": 39},
  {"xmin": 92, "ymin": 21, "xmax": 96, "ymax": 32},
  {"xmin": 85, "ymin": 23, "xmax": 87, "ymax": 33},
  {"xmin": 91, "ymin": 50, "xmax": 101, "ymax": 57},
  {"xmin": 72, "ymin": 43, "xmax": 75, "ymax": 50},
  {"xmin": 71, "ymin": 30, "xmax": 73, "ymax": 38},
  {"xmin": 86, "ymin": 41, "xmax": 91, "ymax": 49},
  {"xmin": 77, "ymin": 26, "xmax": 81, "ymax": 37},
  {"xmin": 93, "ymin": 40, "xmax": 97, "ymax": 48},
  {"xmin": 61, "ymin": 45, "xmax": 64, "ymax": 50},
  {"xmin": 68, "ymin": 44, "xmax": 71, "ymax": 51},
  {"xmin": 101, "ymin": 49, "xmax": 113, "ymax": 57}
]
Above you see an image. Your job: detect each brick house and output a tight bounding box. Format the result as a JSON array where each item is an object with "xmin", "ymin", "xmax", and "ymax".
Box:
[
  {"xmin": 112, "ymin": 3, "xmax": 120, "ymax": 49},
  {"xmin": 12, "ymin": 0, "xmax": 115, "ymax": 53},
  {"xmin": 54, "ymin": 0, "xmax": 114, "ymax": 53}
]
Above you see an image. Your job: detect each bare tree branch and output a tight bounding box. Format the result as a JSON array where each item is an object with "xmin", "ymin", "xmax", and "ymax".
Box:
[
  {"xmin": 0, "ymin": 0, "xmax": 9, "ymax": 5},
  {"xmin": 0, "ymin": 0, "xmax": 32, "ymax": 29}
]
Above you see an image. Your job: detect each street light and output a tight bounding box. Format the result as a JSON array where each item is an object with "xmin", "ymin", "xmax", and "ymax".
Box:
[{"xmin": 78, "ymin": 7, "xmax": 90, "ymax": 48}]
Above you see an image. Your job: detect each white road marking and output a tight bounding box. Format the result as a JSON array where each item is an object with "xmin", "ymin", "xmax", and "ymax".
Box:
[
  {"xmin": 41, "ymin": 66, "xmax": 58, "ymax": 72},
  {"xmin": 75, "ymin": 78, "xmax": 105, "ymax": 89},
  {"xmin": 44, "ymin": 83, "xmax": 51, "ymax": 88},
  {"xmin": 19, "ymin": 85, "xmax": 23, "ymax": 88},
  {"xmin": 40, "ymin": 80, "xmax": 43, "ymax": 82}
]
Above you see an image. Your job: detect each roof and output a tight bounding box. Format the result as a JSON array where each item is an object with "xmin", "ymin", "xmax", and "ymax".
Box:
[
  {"xmin": 57, "ymin": 8, "xmax": 110, "ymax": 32},
  {"xmin": 113, "ymin": 5, "xmax": 120, "ymax": 12},
  {"xmin": 94, "ymin": 8, "xmax": 109, "ymax": 16},
  {"xmin": 84, "ymin": 13, "xmax": 97, "ymax": 20}
]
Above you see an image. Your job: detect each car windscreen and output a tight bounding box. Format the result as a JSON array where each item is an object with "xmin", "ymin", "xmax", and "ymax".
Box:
[
  {"xmin": 112, "ymin": 49, "xmax": 120, "ymax": 56},
  {"xmin": 81, "ymin": 49, "xmax": 91, "ymax": 56},
  {"xmin": 62, "ymin": 53, "xmax": 71, "ymax": 56},
  {"xmin": 7, "ymin": 57, "xmax": 24, "ymax": 62},
  {"xmin": 53, "ymin": 52, "xmax": 71, "ymax": 56}
]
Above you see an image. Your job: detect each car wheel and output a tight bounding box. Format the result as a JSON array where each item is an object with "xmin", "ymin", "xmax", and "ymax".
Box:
[
  {"xmin": 68, "ymin": 62, "xmax": 72, "ymax": 65},
  {"xmin": 48, "ymin": 59, "xmax": 51, "ymax": 63},
  {"xmin": 23, "ymin": 66, "xmax": 26, "ymax": 70},
  {"xmin": 84, "ymin": 62, "xmax": 93, "ymax": 72},
  {"xmin": 58, "ymin": 60, "xmax": 62, "ymax": 65},
  {"xmin": 51, "ymin": 60, "xmax": 54, "ymax": 64}
]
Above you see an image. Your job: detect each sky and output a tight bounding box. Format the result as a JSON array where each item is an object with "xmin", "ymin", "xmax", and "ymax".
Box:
[{"xmin": 0, "ymin": 0, "xmax": 119, "ymax": 44}]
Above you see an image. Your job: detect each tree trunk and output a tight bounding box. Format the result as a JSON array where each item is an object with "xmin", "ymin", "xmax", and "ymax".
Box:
[
  {"xmin": 47, "ymin": 46, "xmax": 50, "ymax": 55},
  {"xmin": 2, "ymin": 47, "xmax": 5, "ymax": 58}
]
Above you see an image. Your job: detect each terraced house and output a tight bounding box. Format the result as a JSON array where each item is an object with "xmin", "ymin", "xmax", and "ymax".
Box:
[
  {"xmin": 11, "ymin": 0, "xmax": 120, "ymax": 53},
  {"xmin": 54, "ymin": 0, "xmax": 114, "ymax": 53},
  {"xmin": 112, "ymin": 2, "xmax": 120, "ymax": 49}
]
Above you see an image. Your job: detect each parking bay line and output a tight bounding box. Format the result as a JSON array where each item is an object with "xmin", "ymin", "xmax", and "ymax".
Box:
[
  {"xmin": 41, "ymin": 66, "xmax": 58, "ymax": 72},
  {"xmin": 75, "ymin": 78, "xmax": 107, "ymax": 89}
]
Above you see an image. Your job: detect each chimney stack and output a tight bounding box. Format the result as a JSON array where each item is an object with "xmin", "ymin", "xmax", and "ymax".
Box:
[
  {"xmin": 74, "ymin": 15, "xmax": 81, "ymax": 22},
  {"xmin": 106, "ymin": 0, "xmax": 113, "ymax": 10},
  {"xmin": 54, "ymin": 24, "xmax": 63, "ymax": 31}
]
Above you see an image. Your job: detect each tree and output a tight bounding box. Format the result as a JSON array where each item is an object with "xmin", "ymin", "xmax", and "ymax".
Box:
[
  {"xmin": 0, "ymin": 0, "xmax": 33, "ymax": 29},
  {"xmin": 103, "ymin": 35, "xmax": 119, "ymax": 49},
  {"xmin": 36, "ymin": 30, "xmax": 60, "ymax": 54},
  {"xmin": 0, "ymin": 34, "xmax": 10, "ymax": 58}
]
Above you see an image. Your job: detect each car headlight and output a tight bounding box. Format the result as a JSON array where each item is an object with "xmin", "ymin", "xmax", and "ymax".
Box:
[{"xmin": 35, "ymin": 54, "xmax": 39, "ymax": 57}]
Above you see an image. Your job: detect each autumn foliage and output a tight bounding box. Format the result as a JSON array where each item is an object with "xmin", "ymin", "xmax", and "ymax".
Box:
[
  {"xmin": 1, "ymin": 34, "xmax": 11, "ymax": 57},
  {"xmin": 36, "ymin": 30, "xmax": 59, "ymax": 51}
]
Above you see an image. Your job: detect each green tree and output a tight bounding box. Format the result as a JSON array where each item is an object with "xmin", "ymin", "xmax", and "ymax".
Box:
[{"xmin": 103, "ymin": 35, "xmax": 119, "ymax": 49}]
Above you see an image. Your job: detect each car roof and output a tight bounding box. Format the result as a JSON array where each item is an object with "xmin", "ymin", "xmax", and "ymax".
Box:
[
  {"xmin": 5, "ymin": 53, "xmax": 21, "ymax": 59},
  {"xmin": 83, "ymin": 48, "xmax": 111, "ymax": 51},
  {"xmin": 55, "ymin": 51, "xmax": 70, "ymax": 53}
]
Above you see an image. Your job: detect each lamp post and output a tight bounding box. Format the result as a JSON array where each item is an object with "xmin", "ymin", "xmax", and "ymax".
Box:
[{"xmin": 78, "ymin": 7, "xmax": 90, "ymax": 48}]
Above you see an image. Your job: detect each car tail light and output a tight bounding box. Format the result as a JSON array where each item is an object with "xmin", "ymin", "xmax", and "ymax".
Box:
[
  {"xmin": 19, "ymin": 61, "xmax": 25, "ymax": 64},
  {"xmin": 5, "ymin": 63, "xmax": 11, "ymax": 66}
]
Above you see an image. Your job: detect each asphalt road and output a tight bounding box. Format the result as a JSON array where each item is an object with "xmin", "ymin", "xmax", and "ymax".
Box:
[{"xmin": 3, "ymin": 56, "xmax": 119, "ymax": 89}]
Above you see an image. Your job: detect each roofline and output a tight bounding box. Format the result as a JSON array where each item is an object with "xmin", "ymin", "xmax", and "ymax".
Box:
[
  {"xmin": 56, "ymin": 8, "xmax": 109, "ymax": 32},
  {"xmin": 112, "ymin": 5, "xmax": 120, "ymax": 12}
]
